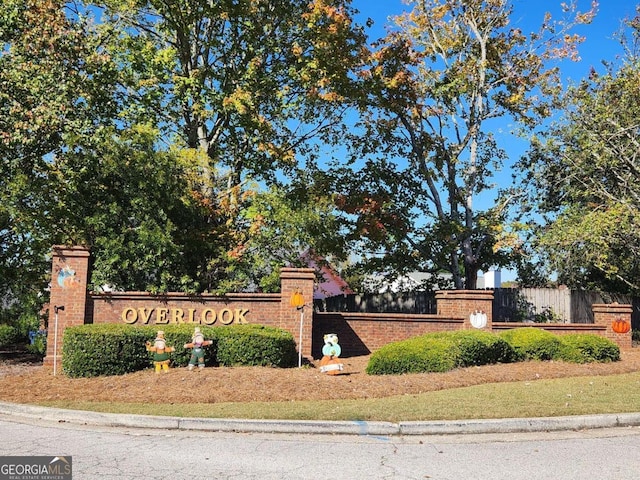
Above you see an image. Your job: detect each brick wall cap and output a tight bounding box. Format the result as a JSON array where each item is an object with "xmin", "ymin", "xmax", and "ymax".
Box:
[
  {"xmin": 592, "ymin": 303, "xmax": 632, "ymax": 313},
  {"xmin": 316, "ymin": 311, "xmax": 464, "ymax": 322},
  {"xmin": 435, "ymin": 290, "xmax": 494, "ymax": 300},
  {"xmin": 52, "ymin": 245, "xmax": 90, "ymax": 257},
  {"xmin": 89, "ymin": 291, "xmax": 280, "ymax": 301},
  {"xmin": 279, "ymin": 268, "xmax": 315, "ymax": 281}
]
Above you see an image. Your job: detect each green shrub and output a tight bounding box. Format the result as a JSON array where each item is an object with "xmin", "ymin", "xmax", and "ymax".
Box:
[
  {"xmin": 498, "ymin": 327, "xmax": 563, "ymax": 361},
  {"xmin": 63, "ymin": 324, "xmax": 153, "ymax": 377},
  {"xmin": 366, "ymin": 330, "xmax": 517, "ymax": 375},
  {"xmin": 0, "ymin": 324, "xmax": 18, "ymax": 347},
  {"xmin": 429, "ymin": 330, "xmax": 517, "ymax": 367},
  {"xmin": 215, "ymin": 324, "xmax": 297, "ymax": 367},
  {"xmin": 15, "ymin": 310, "xmax": 42, "ymax": 342},
  {"xmin": 368, "ymin": 328, "xmax": 620, "ymax": 376},
  {"xmin": 366, "ymin": 337, "xmax": 457, "ymax": 375},
  {"xmin": 26, "ymin": 331, "xmax": 47, "ymax": 356},
  {"xmin": 61, "ymin": 323, "xmax": 296, "ymax": 377},
  {"xmin": 557, "ymin": 334, "xmax": 620, "ymax": 363}
]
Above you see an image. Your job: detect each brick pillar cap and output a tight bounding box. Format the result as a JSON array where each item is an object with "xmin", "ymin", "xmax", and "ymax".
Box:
[
  {"xmin": 435, "ymin": 289, "xmax": 494, "ymax": 299},
  {"xmin": 280, "ymin": 267, "xmax": 315, "ymax": 279},
  {"xmin": 592, "ymin": 303, "xmax": 632, "ymax": 313},
  {"xmin": 52, "ymin": 245, "xmax": 90, "ymax": 257}
]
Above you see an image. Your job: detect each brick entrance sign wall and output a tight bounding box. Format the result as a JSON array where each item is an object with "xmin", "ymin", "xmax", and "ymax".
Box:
[
  {"xmin": 44, "ymin": 245, "xmax": 315, "ymax": 372},
  {"xmin": 44, "ymin": 246, "xmax": 633, "ymax": 372}
]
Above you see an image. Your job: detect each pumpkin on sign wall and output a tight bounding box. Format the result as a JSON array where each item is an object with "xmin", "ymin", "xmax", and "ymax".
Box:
[
  {"xmin": 470, "ymin": 310, "xmax": 487, "ymax": 329},
  {"xmin": 611, "ymin": 318, "xmax": 631, "ymax": 334},
  {"xmin": 290, "ymin": 290, "xmax": 305, "ymax": 309}
]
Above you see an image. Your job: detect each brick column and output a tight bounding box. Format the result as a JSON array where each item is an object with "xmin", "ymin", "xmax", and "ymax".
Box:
[
  {"xmin": 280, "ymin": 267, "xmax": 315, "ymax": 361},
  {"xmin": 43, "ymin": 246, "xmax": 90, "ymax": 373},
  {"xmin": 593, "ymin": 303, "xmax": 632, "ymax": 350},
  {"xmin": 435, "ymin": 290, "xmax": 494, "ymax": 330}
]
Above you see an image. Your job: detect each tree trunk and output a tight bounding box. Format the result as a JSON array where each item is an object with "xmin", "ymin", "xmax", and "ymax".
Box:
[{"xmin": 465, "ymin": 263, "xmax": 478, "ymax": 290}]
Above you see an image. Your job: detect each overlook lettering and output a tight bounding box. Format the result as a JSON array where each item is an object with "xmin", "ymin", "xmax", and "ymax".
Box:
[{"xmin": 121, "ymin": 306, "xmax": 249, "ymax": 325}]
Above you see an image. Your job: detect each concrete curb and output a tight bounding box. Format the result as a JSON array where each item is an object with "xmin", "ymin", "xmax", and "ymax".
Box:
[
  {"xmin": 1, "ymin": 402, "xmax": 640, "ymax": 436},
  {"xmin": 400, "ymin": 413, "xmax": 640, "ymax": 435}
]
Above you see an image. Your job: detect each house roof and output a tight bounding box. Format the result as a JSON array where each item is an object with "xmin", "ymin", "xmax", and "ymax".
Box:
[{"xmin": 300, "ymin": 253, "xmax": 353, "ymax": 299}]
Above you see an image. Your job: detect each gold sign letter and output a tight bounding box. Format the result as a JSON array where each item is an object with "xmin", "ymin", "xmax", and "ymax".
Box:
[
  {"xmin": 201, "ymin": 308, "xmax": 216, "ymax": 325},
  {"xmin": 235, "ymin": 308, "xmax": 248, "ymax": 324},
  {"xmin": 122, "ymin": 307, "xmax": 137, "ymax": 324}
]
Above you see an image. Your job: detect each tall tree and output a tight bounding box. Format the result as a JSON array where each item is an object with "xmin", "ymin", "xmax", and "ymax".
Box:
[
  {"xmin": 328, "ymin": 0, "xmax": 596, "ymax": 290},
  {"xmin": 0, "ymin": 0, "xmax": 116, "ymax": 315},
  {"xmin": 0, "ymin": 1, "xmax": 201, "ymax": 297},
  {"xmin": 84, "ymin": 0, "xmax": 367, "ymax": 288},
  {"xmin": 516, "ymin": 8, "xmax": 640, "ymax": 293},
  {"xmin": 1, "ymin": 0, "xmax": 369, "ymax": 306},
  {"xmin": 234, "ymin": 179, "xmax": 345, "ymax": 293},
  {"xmin": 93, "ymin": 0, "xmax": 365, "ymax": 199}
]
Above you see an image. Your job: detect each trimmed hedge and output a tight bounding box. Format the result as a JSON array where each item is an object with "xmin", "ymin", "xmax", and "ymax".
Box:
[
  {"xmin": 498, "ymin": 327, "xmax": 562, "ymax": 361},
  {"xmin": 62, "ymin": 323, "xmax": 297, "ymax": 378},
  {"xmin": 215, "ymin": 324, "xmax": 297, "ymax": 367},
  {"xmin": 366, "ymin": 328, "xmax": 621, "ymax": 375},
  {"xmin": 366, "ymin": 337, "xmax": 458, "ymax": 375},
  {"xmin": 429, "ymin": 330, "xmax": 517, "ymax": 367},
  {"xmin": 62, "ymin": 324, "xmax": 153, "ymax": 377},
  {"xmin": 0, "ymin": 324, "xmax": 18, "ymax": 347},
  {"xmin": 557, "ymin": 334, "xmax": 620, "ymax": 363},
  {"xmin": 366, "ymin": 330, "xmax": 516, "ymax": 375}
]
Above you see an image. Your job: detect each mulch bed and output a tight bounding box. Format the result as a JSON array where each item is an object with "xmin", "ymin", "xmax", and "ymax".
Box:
[{"xmin": 2, "ymin": 346, "xmax": 640, "ymax": 404}]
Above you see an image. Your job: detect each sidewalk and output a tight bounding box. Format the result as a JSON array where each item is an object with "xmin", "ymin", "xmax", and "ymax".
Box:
[{"xmin": 1, "ymin": 401, "xmax": 640, "ymax": 436}]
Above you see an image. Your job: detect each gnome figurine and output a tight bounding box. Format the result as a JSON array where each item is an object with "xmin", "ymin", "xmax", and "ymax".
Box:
[
  {"xmin": 145, "ymin": 330, "xmax": 175, "ymax": 373},
  {"xmin": 183, "ymin": 327, "xmax": 213, "ymax": 371}
]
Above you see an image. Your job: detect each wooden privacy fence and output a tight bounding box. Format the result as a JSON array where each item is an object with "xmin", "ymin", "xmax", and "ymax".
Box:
[
  {"xmin": 493, "ymin": 288, "xmax": 640, "ymax": 329},
  {"xmin": 314, "ymin": 292, "xmax": 437, "ymax": 315},
  {"xmin": 316, "ymin": 288, "xmax": 640, "ymax": 330}
]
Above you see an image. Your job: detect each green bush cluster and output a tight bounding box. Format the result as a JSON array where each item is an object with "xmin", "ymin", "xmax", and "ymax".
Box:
[
  {"xmin": 498, "ymin": 327, "xmax": 562, "ymax": 361},
  {"xmin": 365, "ymin": 337, "xmax": 458, "ymax": 375},
  {"xmin": 430, "ymin": 330, "xmax": 517, "ymax": 366},
  {"xmin": 366, "ymin": 330, "xmax": 515, "ymax": 375},
  {"xmin": 62, "ymin": 324, "xmax": 152, "ymax": 377},
  {"xmin": 62, "ymin": 323, "xmax": 297, "ymax": 378},
  {"xmin": 26, "ymin": 331, "xmax": 47, "ymax": 356},
  {"xmin": 0, "ymin": 324, "xmax": 18, "ymax": 347},
  {"xmin": 557, "ymin": 334, "xmax": 621, "ymax": 363},
  {"xmin": 366, "ymin": 328, "xmax": 621, "ymax": 375},
  {"xmin": 215, "ymin": 324, "xmax": 297, "ymax": 367},
  {"xmin": 0, "ymin": 307, "xmax": 48, "ymax": 353}
]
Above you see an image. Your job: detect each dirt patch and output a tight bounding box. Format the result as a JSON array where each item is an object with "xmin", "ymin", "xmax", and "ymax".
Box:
[{"xmin": 1, "ymin": 347, "xmax": 640, "ymax": 405}]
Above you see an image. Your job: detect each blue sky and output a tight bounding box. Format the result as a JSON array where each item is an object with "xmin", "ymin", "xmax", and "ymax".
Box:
[
  {"xmin": 346, "ymin": 1, "xmax": 635, "ymax": 282},
  {"xmin": 351, "ymin": 1, "xmax": 635, "ymax": 75}
]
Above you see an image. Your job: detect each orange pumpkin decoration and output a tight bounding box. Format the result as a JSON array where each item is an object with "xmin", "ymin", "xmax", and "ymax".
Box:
[
  {"xmin": 290, "ymin": 290, "xmax": 305, "ymax": 308},
  {"xmin": 611, "ymin": 318, "xmax": 631, "ymax": 334}
]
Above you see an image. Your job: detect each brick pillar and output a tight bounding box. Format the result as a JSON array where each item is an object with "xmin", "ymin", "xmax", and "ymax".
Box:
[
  {"xmin": 43, "ymin": 246, "xmax": 90, "ymax": 373},
  {"xmin": 280, "ymin": 267, "xmax": 315, "ymax": 361},
  {"xmin": 593, "ymin": 303, "xmax": 632, "ymax": 350},
  {"xmin": 435, "ymin": 290, "xmax": 494, "ymax": 330}
]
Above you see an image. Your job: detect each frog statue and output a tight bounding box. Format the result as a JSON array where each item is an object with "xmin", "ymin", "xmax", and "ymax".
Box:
[{"xmin": 318, "ymin": 333, "xmax": 344, "ymax": 375}]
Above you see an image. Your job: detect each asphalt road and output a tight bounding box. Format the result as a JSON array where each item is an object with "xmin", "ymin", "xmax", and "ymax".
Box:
[{"xmin": 1, "ymin": 412, "xmax": 640, "ymax": 479}]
